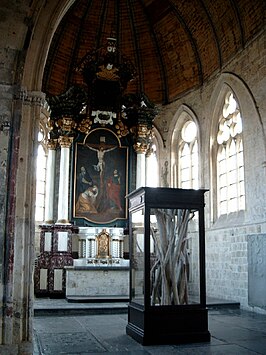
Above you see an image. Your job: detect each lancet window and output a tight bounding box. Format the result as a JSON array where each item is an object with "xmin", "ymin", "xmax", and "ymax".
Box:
[
  {"xmin": 217, "ymin": 92, "xmax": 245, "ymax": 216},
  {"xmin": 179, "ymin": 121, "xmax": 198, "ymax": 189},
  {"xmin": 35, "ymin": 127, "xmax": 48, "ymax": 222}
]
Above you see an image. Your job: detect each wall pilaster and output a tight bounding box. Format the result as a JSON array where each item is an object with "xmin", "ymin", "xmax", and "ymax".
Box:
[{"xmin": 0, "ymin": 86, "xmax": 46, "ymax": 351}]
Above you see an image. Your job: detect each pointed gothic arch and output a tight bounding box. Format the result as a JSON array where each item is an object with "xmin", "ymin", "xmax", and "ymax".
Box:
[
  {"xmin": 209, "ymin": 73, "xmax": 265, "ymax": 223},
  {"xmin": 169, "ymin": 105, "xmax": 201, "ymax": 189}
]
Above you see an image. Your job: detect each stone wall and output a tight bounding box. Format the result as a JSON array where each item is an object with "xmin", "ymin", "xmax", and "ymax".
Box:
[
  {"xmin": 248, "ymin": 234, "xmax": 266, "ymax": 311},
  {"xmin": 154, "ymin": 30, "xmax": 266, "ymax": 313},
  {"xmin": 0, "ymin": 0, "xmax": 265, "ymax": 352},
  {"xmin": 206, "ymin": 223, "xmax": 264, "ymax": 310}
]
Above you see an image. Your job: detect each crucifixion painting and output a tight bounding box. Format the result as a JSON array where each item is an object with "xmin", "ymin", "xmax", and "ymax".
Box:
[
  {"xmin": 87, "ymin": 143, "xmax": 117, "ymax": 177},
  {"xmin": 73, "ymin": 129, "xmax": 128, "ymax": 224}
]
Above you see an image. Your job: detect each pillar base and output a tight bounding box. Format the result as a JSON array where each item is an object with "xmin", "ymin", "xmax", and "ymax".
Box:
[{"xmin": 0, "ymin": 342, "xmax": 33, "ymax": 355}]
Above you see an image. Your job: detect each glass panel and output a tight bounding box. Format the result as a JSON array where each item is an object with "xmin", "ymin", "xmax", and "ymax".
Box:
[
  {"xmin": 182, "ymin": 121, "xmax": 197, "ymax": 143},
  {"xmin": 131, "ymin": 209, "xmax": 145, "ymax": 305},
  {"xmin": 150, "ymin": 208, "xmax": 200, "ymax": 306},
  {"xmin": 220, "ymin": 201, "xmax": 227, "ymax": 215},
  {"xmin": 35, "ymin": 206, "xmax": 44, "ymax": 221},
  {"xmin": 239, "ymin": 180, "xmax": 245, "ymax": 195},
  {"xmin": 239, "ymin": 166, "xmax": 244, "ymax": 180},
  {"xmin": 220, "ymin": 186, "xmax": 227, "ymax": 200},
  {"xmin": 219, "ymin": 173, "xmax": 227, "ymax": 187},
  {"xmin": 239, "ymin": 195, "xmax": 245, "ymax": 210},
  {"xmin": 182, "ymin": 167, "xmax": 190, "ymax": 181},
  {"xmin": 229, "ymin": 183, "xmax": 237, "ymax": 198},
  {"xmin": 229, "ymin": 198, "xmax": 237, "ymax": 213}
]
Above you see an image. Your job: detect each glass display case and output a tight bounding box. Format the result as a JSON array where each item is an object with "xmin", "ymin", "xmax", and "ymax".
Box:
[{"xmin": 126, "ymin": 187, "xmax": 210, "ymax": 345}]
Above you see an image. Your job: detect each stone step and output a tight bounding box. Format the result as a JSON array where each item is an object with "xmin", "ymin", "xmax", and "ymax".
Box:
[
  {"xmin": 34, "ymin": 296, "xmax": 240, "ymax": 317},
  {"xmin": 66, "ymin": 295, "xmax": 129, "ymax": 303}
]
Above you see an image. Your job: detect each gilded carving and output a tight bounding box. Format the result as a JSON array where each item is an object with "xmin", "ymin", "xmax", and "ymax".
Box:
[
  {"xmin": 133, "ymin": 142, "xmax": 148, "ymax": 154},
  {"xmin": 57, "ymin": 117, "xmax": 77, "ymax": 132},
  {"xmin": 96, "ymin": 229, "xmax": 111, "ymax": 258},
  {"xmin": 58, "ymin": 136, "xmax": 73, "ymax": 148},
  {"xmin": 77, "ymin": 117, "xmax": 93, "ymax": 134},
  {"xmin": 47, "ymin": 139, "xmax": 58, "ymax": 150}
]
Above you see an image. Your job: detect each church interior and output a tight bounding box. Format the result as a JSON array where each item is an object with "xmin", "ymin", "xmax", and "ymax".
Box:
[{"xmin": 0, "ymin": 0, "xmax": 265, "ymax": 352}]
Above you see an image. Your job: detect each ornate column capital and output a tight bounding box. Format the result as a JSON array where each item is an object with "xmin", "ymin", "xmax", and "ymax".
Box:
[
  {"xmin": 133, "ymin": 142, "xmax": 149, "ymax": 154},
  {"xmin": 47, "ymin": 139, "xmax": 58, "ymax": 150},
  {"xmin": 131, "ymin": 123, "xmax": 153, "ymax": 154},
  {"xmin": 58, "ymin": 135, "xmax": 74, "ymax": 148}
]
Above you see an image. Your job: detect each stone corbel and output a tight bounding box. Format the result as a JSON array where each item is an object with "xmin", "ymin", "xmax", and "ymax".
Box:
[{"xmin": 15, "ymin": 87, "xmax": 47, "ymax": 107}]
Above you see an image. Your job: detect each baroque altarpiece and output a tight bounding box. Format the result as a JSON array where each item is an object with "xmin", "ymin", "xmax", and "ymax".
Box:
[{"xmin": 34, "ymin": 36, "xmax": 157, "ymax": 298}]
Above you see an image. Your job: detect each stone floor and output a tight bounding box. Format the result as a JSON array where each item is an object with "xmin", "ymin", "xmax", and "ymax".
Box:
[{"xmin": 33, "ymin": 299, "xmax": 266, "ymax": 354}]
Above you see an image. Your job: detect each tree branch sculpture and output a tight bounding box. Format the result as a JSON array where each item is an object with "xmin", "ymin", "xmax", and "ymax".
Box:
[{"xmin": 150, "ymin": 208, "xmax": 195, "ymax": 305}]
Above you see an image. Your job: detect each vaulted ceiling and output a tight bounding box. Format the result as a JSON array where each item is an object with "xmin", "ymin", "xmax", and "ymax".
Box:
[{"xmin": 42, "ymin": 0, "xmax": 265, "ymax": 106}]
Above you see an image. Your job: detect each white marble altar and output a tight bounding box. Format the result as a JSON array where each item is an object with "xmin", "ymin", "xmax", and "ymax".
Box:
[
  {"xmin": 66, "ymin": 266, "xmax": 129, "ymax": 298},
  {"xmin": 65, "ymin": 227, "xmax": 130, "ymax": 298}
]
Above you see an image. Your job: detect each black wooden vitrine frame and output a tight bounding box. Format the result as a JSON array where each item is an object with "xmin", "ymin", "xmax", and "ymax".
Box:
[{"xmin": 126, "ymin": 187, "xmax": 210, "ymax": 345}]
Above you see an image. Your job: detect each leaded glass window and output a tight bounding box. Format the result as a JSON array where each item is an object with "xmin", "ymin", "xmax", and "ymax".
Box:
[
  {"xmin": 217, "ymin": 92, "xmax": 245, "ymax": 215},
  {"xmin": 179, "ymin": 121, "xmax": 198, "ymax": 189}
]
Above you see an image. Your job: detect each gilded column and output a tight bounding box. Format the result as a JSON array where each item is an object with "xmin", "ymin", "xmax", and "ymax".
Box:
[
  {"xmin": 56, "ymin": 135, "xmax": 73, "ymax": 224},
  {"xmin": 133, "ymin": 123, "xmax": 150, "ymax": 189},
  {"xmin": 44, "ymin": 139, "xmax": 57, "ymax": 224}
]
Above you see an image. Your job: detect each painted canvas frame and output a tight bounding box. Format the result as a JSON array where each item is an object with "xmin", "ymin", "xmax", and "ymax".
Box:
[{"xmin": 73, "ymin": 128, "xmax": 128, "ymax": 224}]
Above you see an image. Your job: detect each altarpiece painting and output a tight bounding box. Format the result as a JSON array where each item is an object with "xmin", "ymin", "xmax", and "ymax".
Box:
[{"xmin": 73, "ymin": 128, "xmax": 128, "ymax": 224}]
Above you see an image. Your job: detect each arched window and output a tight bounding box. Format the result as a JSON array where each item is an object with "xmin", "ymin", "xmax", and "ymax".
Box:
[
  {"xmin": 217, "ymin": 92, "xmax": 245, "ymax": 216},
  {"xmin": 179, "ymin": 121, "xmax": 198, "ymax": 189},
  {"xmin": 35, "ymin": 128, "xmax": 47, "ymax": 222}
]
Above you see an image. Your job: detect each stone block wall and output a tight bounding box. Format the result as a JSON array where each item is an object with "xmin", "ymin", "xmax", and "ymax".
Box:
[
  {"xmin": 248, "ymin": 234, "xmax": 266, "ymax": 311},
  {"xmin": 206, "ymin": 226, "xmax": 248, "ymax": 306},
  {"xmin": 205, "ymin": 223, "xmax": 266, "ymax": 312},
  {"xmin": 155, "ymin": 30, "xmax": 266, "ymax": 313}
]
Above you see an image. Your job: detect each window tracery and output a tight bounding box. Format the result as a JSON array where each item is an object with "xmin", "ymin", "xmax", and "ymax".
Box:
[
  {"xmin": 179, "ymin": 121, "xmax": 198, "ymax": 189},
  {"xmin": 217, "ymin": 92, "xmax": 245, "ymax": 216},
  {"xmin": 35, "ymin": 124, "xmax": 48, "ymax": 222}
]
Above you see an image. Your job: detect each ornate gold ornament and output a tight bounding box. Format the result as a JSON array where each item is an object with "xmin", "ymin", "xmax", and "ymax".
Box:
[
  {"xmin": 47, "ymin": 139, "xmax": 58, "ymax": 150},
  {"xmin": 58, "ymin": 135, "xmax": 74, "ymax": 148},
  {"xmin": 57, "ymin": 117, "xmax": 77, "ymax": 132},
  {"xmin": 77, "ymin": 117, "xmax": 93, "ymax": 134},
  {"xmin": 133, "ymin": 142, "xmax": 149, "ymax": 154}
]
